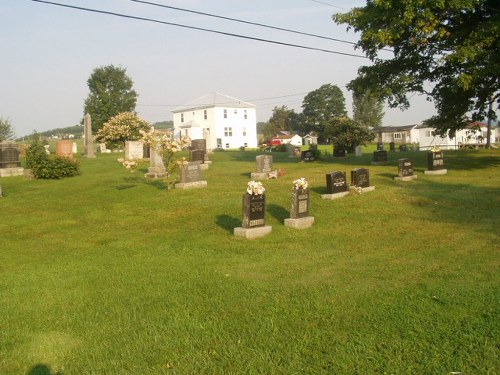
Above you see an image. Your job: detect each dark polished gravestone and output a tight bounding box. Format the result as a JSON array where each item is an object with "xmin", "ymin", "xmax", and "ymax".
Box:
[
  {"xmin": 399, "ymin": 144, "xmax": 408, "ymax": 152},
  {"xmin": 425, "ymin": 150, "xmax": 447, "ymax": 175},
  {"xmin": 189, "ymin": 149, "xmax": 205, "ymax": 164},
  {"xmin": 350, "ymin": 168, "xmax": 375, "ymax": 193},
  {"xmin": 371, "ymin": 150, "xmax": 388, "ymax": 165},
  {"xmin": 285, "ymin": 188, "xmax": 314, "ymax": 229},
  {"xmin": 322, "ymin": 171, "xmax": 350, "ymax": 200},
  {"xmin": 174, "ymin": 162, "xmax": 207, "ymax": 189},
  {"xmin": 389, "ymin": 142, "xmax": 396, "ymax": 152},
  {"xmin": 0, "ymin": 141, "xmax": 24, "ymax": 177},
  {"xmin": 234, "ymin": 193, "xmax": 272, "ymax": 239},
  {"xmin": 333, "ymin": 148, "xmax": 346, "ymax": 158},
  {"xmin": 301, "ymin": 149, "xmax": 315, "ymax": 162},
  {"xmin": 394, "ymin": 158, "xmax": 418, "ymax": 181},
  {"xmin": 377, "ymin": 142, "xmax": 384, "ymax": 151}
]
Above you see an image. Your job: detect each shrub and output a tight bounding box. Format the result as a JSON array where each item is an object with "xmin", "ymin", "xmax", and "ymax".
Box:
[{"xmin": 25, "ymin": 138, "xmax": 80, "ymax": 179}]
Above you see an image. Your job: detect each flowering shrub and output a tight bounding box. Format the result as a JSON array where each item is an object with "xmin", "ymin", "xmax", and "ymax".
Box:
[
  {"xmin": 95, "ymin": 112, "xmax": 151, "ymax": 149},
  {"xmin": 247, "ymin": 180, "xmax": 265, "ymax": 196},
  {"xmin": 293, "ymin": 177, "xmax": 308, "ymax": 190}
]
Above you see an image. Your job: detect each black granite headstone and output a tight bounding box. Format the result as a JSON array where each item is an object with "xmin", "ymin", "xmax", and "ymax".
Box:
[
  {"xmin": 398, "ymin": 158, "xmax": 414, "ymax": 177},
  {"xmin": 377, "ymin": 142, "xmax": 384, "ymax": 151},
  {"xmin": 190, "ymin": 149, "xmax": 205, "ymax": 164},
  {"xmin": 0, "ymin": 142, "xmax": 21, "ymax": 168},
  {"xmin": 399, "ymin": 144, "xmax": 408, "ymax": 152},
  {"xmin": 242, "ymin": 193, "xmax": 266, "ymax": 228},
  {"xmin": 301, "ymin": 150, "xmax": 315, "ymax": 162},
  {"xmin": 326, "ymin": 171, "xmax": 348, "ymax": 194},
  {"xmin": 389, "ymin": 142, "xmax": 396, "ymax": 152},
  {"xmin": 427, "ymin": 151, "xmax": 445, "ymax": 171},
  {"xmin": 333, "ymin": 148, "xmax": 346, "ymax": 157},
  {"xmin": 351, "ymin": 168, "xmax": 370, "ymax": 188},
  {"xmin": 373, "ymin": 150, "xmax": 388, "ymax": 162}
]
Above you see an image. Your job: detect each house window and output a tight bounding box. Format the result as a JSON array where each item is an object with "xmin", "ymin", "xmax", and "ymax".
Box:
[
  {"xmin": 244, "ymin": 142, "xmax": 248, "ymax": 147},
  {"xmin": 224, "ymin": 109, "xmax": 227, "ymax": 119},
  {"xmin": 425, "ymin": 130, "xmax": 435, "ymax": 137},
  {"xmin": 234, "ymin": 109, "xmax": 237, "ymax": 115},
  {"xmin": 225, "ymin": 143, "xmax": 230, "ymax": 149},
  {"xmin": 394, "ymin": 133, "xmax": 402, "ymax": 139},
  {"xmin": 224, "ymin": 127, "xmax": 232, "ymax": 137},
  {"xmin": 204, "ymin": 110, "xmax": 207, "ymax": 120},
  {"xmin": 180, "ymin": 113, "xmax": 184, "ymax": 123},
  {"xmin": 242, "ymin": 127, "xmax": 247, "ymax": 136},
  {"xmin": 244, "ymin": 110, "xmax": 247, "ymax": 119}
]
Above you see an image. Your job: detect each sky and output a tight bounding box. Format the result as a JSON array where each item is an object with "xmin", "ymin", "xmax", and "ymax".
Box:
[{"xmin": 1, "ymin": 0, "xmax": 438, "ymax": 138}]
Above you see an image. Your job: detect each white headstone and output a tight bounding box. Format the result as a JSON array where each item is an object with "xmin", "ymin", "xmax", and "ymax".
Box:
[{"xmin": 125, "ymin": 141, "xmax": 144, "ymax": 160}]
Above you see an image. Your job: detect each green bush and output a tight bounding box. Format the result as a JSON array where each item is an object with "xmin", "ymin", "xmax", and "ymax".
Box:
[{"xmin": 25, "ymin": 138, "xmax": 80, "ymax": 179}]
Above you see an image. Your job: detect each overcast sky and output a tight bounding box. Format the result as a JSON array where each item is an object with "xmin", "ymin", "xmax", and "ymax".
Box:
[{"xmin": 1, "ymin": 0, "xmax": 437, "ymax": 138}]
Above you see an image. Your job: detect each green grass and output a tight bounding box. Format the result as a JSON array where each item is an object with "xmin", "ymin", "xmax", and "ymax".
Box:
[{"xmin": 0, "ymin": 148, "xmax": 499, "ymax": 374}]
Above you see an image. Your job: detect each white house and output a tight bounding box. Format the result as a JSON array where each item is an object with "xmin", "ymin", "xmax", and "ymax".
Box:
[
  {"xmin": 172, "ymin": 92, "xmax": 258, "ymax": 150},
  {"xmin": 271, "ymin": 132, "xmax": 303, "ymax": 146}
]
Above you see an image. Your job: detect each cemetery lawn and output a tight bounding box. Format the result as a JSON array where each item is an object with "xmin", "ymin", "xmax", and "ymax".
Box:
[{"xmin": 0, "ymin": 148, "xmax": 499, "ymax": 375}]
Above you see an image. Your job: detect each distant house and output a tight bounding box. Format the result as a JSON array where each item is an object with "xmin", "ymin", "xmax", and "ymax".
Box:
[
  {"xmin": 271, "ymin": 132, "xmax": 302, "ymax": 146},
  {"xmin": 374, "ymin": 125, "xmax": 418, "ymax": 144},
  {"xmin": 302, "ymin": 133, "xmax": 318, "ymax": 146},
  {"xmin": 172, "ymin": 92, "xmax": 257, "ymax": 150}
]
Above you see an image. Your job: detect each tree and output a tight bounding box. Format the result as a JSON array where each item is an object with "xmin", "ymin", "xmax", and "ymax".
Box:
[
  {"xmin": 325, "ymin": 116, "xmax": 374, "ymax": 153},
  {"xmin": 301, "ymin": 84, "xmax": 347, "ymax": 142},
  {"xmin": 0, "ymin": 117, "xmax": 15, "ymax": 141},
  {"xmin": 333, "ymin": 1, "xmax": 499, "ymax": 139},
  {"xmin": 84, "ymin": 65, "xmax": 138, "ymax": 133},
  {"xmin": 95, "ymin": 112, "xmax": 151, "ymax": 149},
  {"xmin": 352, "ymin": 89, "xmax": 385, "ymax": 129},
  {"xmin": 263, "ymin": 106, "xmax": 300, "ymax": 140}
]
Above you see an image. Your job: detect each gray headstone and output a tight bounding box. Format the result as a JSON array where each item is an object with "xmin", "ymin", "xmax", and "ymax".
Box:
[
  {"xmin": 0, "ymin": 141, "xmax": 21, "ymax": 168},
  {"xmin": 290, "ymin": 188, "xmax": 310, "ymax": 219},
  {"xmin": 256, "ymin": 155, "xmax": 273, "ymax": 173},
  {"xmin": 180, "ymin": 162, "xmax": 202, "ymax": 183}
]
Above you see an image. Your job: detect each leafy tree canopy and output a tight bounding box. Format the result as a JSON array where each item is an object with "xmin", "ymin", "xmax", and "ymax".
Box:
[
  {"xmin": 333, "ymin": 0, "xmax": 499, "ymax": 135},
  {"xmin": 352, "ymin": 89, "xmax": 385, "ymax": 129},
  {"xmin": 95, "ymin": 112, "xmax": 150, "ymax": 148},
  {"xmin": 0, "ymin": 117, "xmax": 15, "ymax": 141},
  {"xmin": 84, "ymin": 65, "xmax": 138, "ymax": 133},
  {"xmin": 326, "ymin": 116, "xmax": 375, "ymax": 153},
  {"xmin": 301, "ymin": 84, "xmax": 347, "ymax": 142},
  {"xmin": 263, "ymin": 106, "xmax": 300, "ymax": 140}
]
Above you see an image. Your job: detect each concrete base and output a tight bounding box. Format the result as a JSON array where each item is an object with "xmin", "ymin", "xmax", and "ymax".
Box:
[
  {"xmin": 0, "ymin": 167, "xmax": 24, "ymax": 177},
  {"xmin": 349, "ymin": 185, "xmax": 376, "ymax": 194},
  {"xmin": 284, "ymin": 216, "xmax": 315, "ymax": 229},
  {"xmin": 394, "ymin": 175, "xmax": 418, "ymax": 181},
  {"xmin": 175, "ymin": 180, "xmax": 208, "ymax": 189},
  {"xmin": 251, "ymin": 171, "xmax": 277, "ymax": 180},
  {"xmin": 144, "ymin": 172, "xmax": 168, "ymax": 179},
  {"xmin": 199, "ymin": 163, "xmax": 209, "ymax": 171},
  {"xmin": 371, "ymin": 161, "xmax": 387, "ymax": 166},
  {"xmin": 321, "ymin": 191, "xmax": 350, "ymax": 200},
  {"xmin": 424, "ymin": 169, "xmax": 447, "ymax": 175},
  {"xmin": 234, "ymin": 225, "xmax": 272, "ymax": 239}
]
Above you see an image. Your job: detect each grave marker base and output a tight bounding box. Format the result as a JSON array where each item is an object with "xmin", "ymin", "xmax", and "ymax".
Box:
[
  {"xmin": 0, "ymin": 167, "xmax": 24, "ymax": 177},
  {"xmin": 424, "ymin": 169, "xmax": 447, "ymax": 175},
  {"xmin": 321, "ymin": 191, "xmax": 350, "ymax": 200},
  {"xmin": 284, "ymin": 216, "xmax": 314, "ymax": 229},
  {"xmin": 349, "ymin": 186, "xmax": 376, "ymax": 193},
  {"xmin": 199, "ymin": 164, "xmax": 209, "ymax": 171},
  {"xmin": 234, "ymin": 225, "xmax": 272, "ymax": 239},
  {"xmin": 144, "ymin": 172, "xmax": 168, "ymax": 179},
  {"xmin": 175, "ymin": 181, "xmax": 208, "ymax": 190},
  {"xmin": 394, "ymin": 175, "xmax": 418, "ymax": 181},
  {"xmin": 251, "ymin": 171, "xmax": 277, "ymax": 180}
]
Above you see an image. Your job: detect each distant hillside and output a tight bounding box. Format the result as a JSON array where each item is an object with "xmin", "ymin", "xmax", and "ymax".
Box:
[{"xmin": 152, "ymin": 121, "xmax": 173, "ymax": 129}]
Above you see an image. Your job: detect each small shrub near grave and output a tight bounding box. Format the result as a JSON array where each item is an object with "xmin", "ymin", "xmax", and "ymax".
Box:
[{"xmin": 25, "ymin": 138, "xmax": 80, "ymax": 179}]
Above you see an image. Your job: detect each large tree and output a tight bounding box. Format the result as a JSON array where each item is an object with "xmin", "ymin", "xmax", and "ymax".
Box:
[
  {"xmin": 301, "ymin": 84, "xmax": 347, "ymax": 142},
  {"xmin": 333, "ymin": 0, "xmax": 499, "ymax": 140},
  {"xmin": 263, "ymin": 105, "xmax": 300, "ymax": 139},
  {"xmin": 352, "ymin": 89, "xmax": 385, "ymax": 129},
  {"xmin": 84, "ymin": 65, "xmax": 138, "ymax": 133},
  {"xmin": 325, "ymin": 116, "xmax": 375, "ymax": 153},
  {"xmin": 95, "ymin": 112, "xmax": 150, "ymax": 149},
  {"xmin": 0, "ymin": 117, "xmax": 15, "ymax": 141}
]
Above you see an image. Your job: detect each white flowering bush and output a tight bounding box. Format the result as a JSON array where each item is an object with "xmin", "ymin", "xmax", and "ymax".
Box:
[
  {"xmin": 247, "ymin": 180, "xmax": 266, "ymax": 196},
  {"xmin": 95, "ymin": 112, "xmax": 151, "ymax": 149},
  {"xmin": 293, "ymin": 177, "xmax": 308, "ymax": 190}
]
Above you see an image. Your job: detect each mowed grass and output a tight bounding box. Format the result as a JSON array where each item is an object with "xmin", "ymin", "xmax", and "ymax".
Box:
[{"xmin": 0, "ymin": 147, "xmax": 499, "ymax": 374}]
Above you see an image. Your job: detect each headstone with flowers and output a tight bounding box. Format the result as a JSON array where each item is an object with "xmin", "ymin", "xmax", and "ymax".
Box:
[
  {"xmin": 322, "ymin": 171, "xmax": 350, "ymax": 200},
  {"xmin": 394, "ymin": 158, "xmax": 418, "ymax": 181},
  {"xmin": 234, "ymin": 181, "xmax": 272, "ymax": 239},
  {"xmin": 285, "ymin": 178, "xmax": 315, "ymax": 229},
  {"xmin": 424, "ymin": 147, "xmax": 447, "ymax": 175},
  {"xmin": 349, "ymin": 168, "xmax": 375, "ymax": 194},
  {"xmin": 175, "ymin": 161, "xmax": 207, "ymax": 189}
]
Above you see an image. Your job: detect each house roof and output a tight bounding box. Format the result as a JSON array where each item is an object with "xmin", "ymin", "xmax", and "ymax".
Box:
[
  {"xmin": 376, "ymin": 124, "xmax": 419, "ymax": 132},
  {"xmin": 273, "ymin": 133, "xmax": 301, "ymax": 140},
  {"xmin": 172, "ymin": 92, "xmax": 256, "ymax": 113}
]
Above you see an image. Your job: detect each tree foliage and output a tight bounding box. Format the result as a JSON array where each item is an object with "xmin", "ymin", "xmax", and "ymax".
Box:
[
  {"xmin": 326, "ymin": 116, "xmax": 375, "ymax": 153},
  {"xmin": 95, "ymin": 112, "xmax": 151, "ymax": 148},
  {"xmin": 333, "ymin": 0, "xmax": 499, "ymax": 135},
  {"xmin": 0, "ymin": 117, "xmax": 15, "ymax": 141},
  {"xmin": 352, "ymin": 89, "xmax": 385, "ymax": 129},
  {"xmin": 84, "ymin": 65, "xmax": 138, "ymax": 133},
  {"xmin": 263, "ymin": 106, "xmax": 300, "ymax": 140},
  {"xmin": 25, "ymin": 138, "xmax": 80, "ymax": 179},
  {"xmin": 301, "ymin": 84, "xmax": 347, "ymax": 142}
]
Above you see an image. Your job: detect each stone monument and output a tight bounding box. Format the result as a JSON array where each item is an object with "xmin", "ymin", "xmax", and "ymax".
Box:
[
  {"xmin": 322, "ymin": 171, "xmax": 350, "ymax": 200},
  {"xmin": 394, "ymin": 158, "xmax": 418, "ymax": 181},
  {"xmin": 174, "ymin": 162, "xmax": 207, "ymax": 189},
  {"xmin": 0, "ymin": 141, "xmax": 24, "ymax": 177},
  {"xmin": 234, "ymin": 181, "xmax": 272, "ymax": 239},
  {"xmin": 425, "ymin": 149, "xmax": 447, "ymax": 175},
  {"xmin": 251, "ymin": 155, "xmax": 275, "ymax": 180},
  {"xmin": 284, "ymin": 178, "xmax": 314, "ymax": 229},
  {"xmin": 349, "ymin": 168, "xmax": 375, "ymax": 193},
  {"xmin": 84, "ymin": 113, "xmax": 95, "ymax": 158}
]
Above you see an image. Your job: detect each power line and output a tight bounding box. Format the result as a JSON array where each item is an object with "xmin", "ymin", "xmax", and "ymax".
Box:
[
  {"xmin": 128, "ymin": 0, "xmax": 359, "ymax": 47},
  {"xmin": 29, "ymin": 0, "xmax": 369, "ymax": 58},
  {"xmin": 309, "ymin": 0, "xmax": 349, "ymax": 10}
]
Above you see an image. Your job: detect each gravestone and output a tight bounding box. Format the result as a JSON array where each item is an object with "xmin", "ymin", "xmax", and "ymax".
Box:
[
  {"xmin": 333, "ymin": 148, "xmax": 346, "ymax": 157},
  {"xmin": 98, "ymin": 143, "xmax": 111, "ymax": 153},
  {"xmin": 395, "ymin": 158, "xmax": 417, "ymax": 181},
  {"xmin": 285, "ymin": 188, "xmax": 314, "ymax": 229},
  {"xmin": 301, "ymin": 149, "xmax": 315, "ymax": 162},
  {"xmin": 56, "ymin": 140, "xmax": 73, "ymax": 159},
  {"xmin": 190, "ymin": 139, "xmax": 210, "ymax": 163},
  {"xmin": 355, "ymin": 146, "xmax": 363, "ymax": 157},
  {"xmin": 84, "ymin": 113, "xmax": 95, "ymax": 158},
  {"xmin": 251, "ymin": 155, "xmax": 275, "ymax": 179},
  {"xmin": 190, "ymin": 149, "xmax": 208, "ymax": 170},
  {"xmin": 0, "ymin": 141, "xmax": 23, "ymax": 177},
  {"xmin": 350, "ymin": 168, "xmax": 375, "ymax": 193},
  {"xmin": 371, "ymin": 150, "xmax": 388, "ymax": 165},
  {"xmin": 425, "ymin": 150, "xmax": 447, "ymax": 175},
  {"xmin": 234, "ymin": 193, "xmax": 272, "ymax": 239},
  {"xmin": 399, "ymin": 144, "xmax": 408, "ymax": 152},
  {"xmin": 144, "ymin": 147, "xmax": 167, "ymax": 179},
  {"xmin": 175, "ymin": 162, "xmax": 207, "ymax": 189},
  {"xmin": 72, "ymin": 142, "xmax": 78, "ymax": 154},
  {"xmin": 389, "ymin": 142, "xmax": 396, "ymax": 152},
  {"xmin": 322, "ymin": 171, "xmax": 350, "ymax": 200},
  {"xmin": 125, "ymin": 141, "xmax": 144, "ymax": 160},
  {"xmin": 377, "ymin": 142, "xmax": 384, "ymax": 151}
]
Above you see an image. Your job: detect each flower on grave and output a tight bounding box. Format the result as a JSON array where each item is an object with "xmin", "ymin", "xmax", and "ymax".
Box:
[
  {"xmin": 247, "ymin": 180, "xmax": 265, "ymax": 196},
  {"xmin": 293, "ymin": 177, "xmax": 308, "ymax": 190},
  {"xmin": 121, "ymin": 159, "xmax": 140, "ymax": 172},
  {"xmin": 430, "ymin": 146, "xmax": 441, "ymax": 152}
]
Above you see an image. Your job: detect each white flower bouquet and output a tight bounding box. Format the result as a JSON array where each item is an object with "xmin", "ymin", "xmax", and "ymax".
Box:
[
  {"xmin": 247, "ymin": 180, "xmax": 265, "ymax": 196},
  {"xmin": 293, "ymin": 177, "xmax": 308, "ymax": 190}
]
